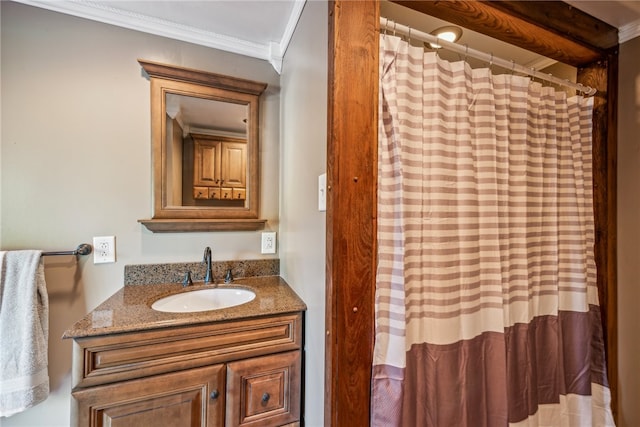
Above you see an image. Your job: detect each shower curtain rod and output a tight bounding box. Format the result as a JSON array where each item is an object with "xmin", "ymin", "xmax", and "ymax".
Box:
[{"xmin": 380, "ymin": 18, "xmax": 597, "ymax": 96}]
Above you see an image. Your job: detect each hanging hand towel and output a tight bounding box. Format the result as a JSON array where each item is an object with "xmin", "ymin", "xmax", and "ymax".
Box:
[{"xmin": 0, "ymin": 250, "xmax": 49, "ymax": 417}]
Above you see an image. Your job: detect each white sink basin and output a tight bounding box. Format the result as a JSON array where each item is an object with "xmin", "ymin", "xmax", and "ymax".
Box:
[{"xmin": 151, "ymin": 288, "xmax": 256, "ymax": 313}]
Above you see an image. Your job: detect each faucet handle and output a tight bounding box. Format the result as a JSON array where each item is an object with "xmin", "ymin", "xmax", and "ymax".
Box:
[
  {"xmin": 203, "ymin": 246, "xmax": 212, "ymax": 261},
  {"xmin": 182, "ymin": 271, "xmax": 193, "ymax": 287},
  {"xmin": 224, "ymin": 268, "xmax": 233, "ymax": 283},
  {"xmin": 203, "ymin": 246, "xmax": 213, "ymax": 284}
]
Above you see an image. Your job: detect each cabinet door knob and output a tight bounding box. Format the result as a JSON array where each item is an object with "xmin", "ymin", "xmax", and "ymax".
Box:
[
  {"xmin": 210, "ymin": 390, "xmax": 220, "ymax": 400},
  {"xmin": 261, "ymin": 392, "xmax": 270, "ymax": 403}
]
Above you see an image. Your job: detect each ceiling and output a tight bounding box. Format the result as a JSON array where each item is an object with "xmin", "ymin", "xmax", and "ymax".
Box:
[
  {"xmin": 14, "ymin": 0, "xmax": 306, "ymax": 73},
  {"xmin": 565, "ymin": 0, "xmax": 640, "ymax": 38},
  {"xmin": 13, "ymin": 0, "xmax": 640, "ymax": 74}
]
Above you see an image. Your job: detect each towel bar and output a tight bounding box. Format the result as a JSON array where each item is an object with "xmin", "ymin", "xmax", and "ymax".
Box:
[{"xmin": 41, "ymin": 244, "xmax": 92, "ymax": 257}]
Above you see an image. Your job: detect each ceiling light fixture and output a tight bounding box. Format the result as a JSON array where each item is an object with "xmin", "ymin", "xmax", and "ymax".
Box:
[{"xmin": 428, "ymin": 25, "xmax": 463, "ymax": 49}]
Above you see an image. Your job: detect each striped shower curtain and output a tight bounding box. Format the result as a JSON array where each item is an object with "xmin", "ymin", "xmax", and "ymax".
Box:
[{"xmin": 371, "ymin": 34, "xmax": 615, "ymax": 427}]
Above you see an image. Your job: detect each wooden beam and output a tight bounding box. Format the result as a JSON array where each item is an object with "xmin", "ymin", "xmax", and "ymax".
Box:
[
  {"xmin": 487, "ymin": 1, "xmax": 618, "ymax": 51},
  {"xmin": 390, "ymin": 0, "xmax": 615, "ymax": 67},
  {"xmin": 578, "ymin": 51, "xmax": 619, "ymax": 421},
  {"xmin": 326, "ymin": 1, "xmax": 378, "ymax": 425}
]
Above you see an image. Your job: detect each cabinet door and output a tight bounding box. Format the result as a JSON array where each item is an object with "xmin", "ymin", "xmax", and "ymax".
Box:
[
  {"xmin": 194, "ymin": 138, "xmax": 221, "ymax": 187},
  {"xmin": 226, "ymin": 351, "xmax": 301, "ymax": 427},
  {"xmin": 72, "ymin": 364, "xmax": 225, "ymax": 427},
  {"xmin": 221, "ymin": 142, "xmax": 246, "ymax": 188}
]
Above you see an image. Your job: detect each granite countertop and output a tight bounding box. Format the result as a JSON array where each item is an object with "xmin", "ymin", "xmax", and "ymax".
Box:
[{"xmin": 63, "ymin": 275, "xmax": 306, "ymax": 339}]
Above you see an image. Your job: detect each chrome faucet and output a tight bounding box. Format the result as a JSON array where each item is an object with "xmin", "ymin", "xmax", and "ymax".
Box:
[{"xmin": 203, "ymin": 246, "xmax": 213, "ymax": 284}]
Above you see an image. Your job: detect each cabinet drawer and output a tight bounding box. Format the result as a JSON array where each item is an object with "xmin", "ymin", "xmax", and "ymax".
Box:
[
  {"xmin": 226, "ymin": 351, "xmax": 301, "ymax": 427},
  {"xmin": 208, "ymin": 187, "xmax": 220, "ymax": 200},
  {"xmin": 193, "ymin": 187, "xmax": 209, "ymax": 199},
  {"xmin": 232, "ymin": 188, "xmax": 246, "ymax": 200},
  {"xmin": 72, "ymin": 313, "xmax": 302, "ymax": 388},
  {"xmin": 220, "ymin": 187, "xmax": 232, "ymax": 199}
]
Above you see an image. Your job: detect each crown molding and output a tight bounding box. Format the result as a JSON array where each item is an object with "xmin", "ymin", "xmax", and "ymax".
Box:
[
  {"xmin": 619, "ymin": 19, "xmax": 640, "ymax": 43},
  {"xmin": 268, "ymin": 0, "xmax": 306, "ymax": 73},
  {"xmin": 14, "ymin": 0, "xmax": 306, "ymax": 74}
]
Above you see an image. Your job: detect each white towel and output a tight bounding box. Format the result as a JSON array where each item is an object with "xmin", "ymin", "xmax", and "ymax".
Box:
[{"xmin": 0, "ymin": 250, "xmax": 49, "ymax": 417}]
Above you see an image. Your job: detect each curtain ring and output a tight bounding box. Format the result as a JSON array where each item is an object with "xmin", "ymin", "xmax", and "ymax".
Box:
[
  {"xmin": 511, "ymin": 59, "xmax": 516, "ymax": 75},
  {"xmin": 408, "ymin": 27, "xmax": 411, "ymax": 43},
  {"xmin": 393, "ymin": 21, "xmax": 397, "ymax": 37},
  {"xmin": 489, "ymin": 53, "xmax": 494, "ymax": 70},
  {"xmin": 464, "ymin": 45, "xmax": 469, "ymax": 62},
  {"xmin": 571, "ymin": 80, "xmax": 582, "ymax": 96}
]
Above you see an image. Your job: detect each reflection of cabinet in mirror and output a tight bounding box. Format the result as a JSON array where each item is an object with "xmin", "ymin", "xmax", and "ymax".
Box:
[
  {"xmin": 185, "ymin": 134, "xmax": 247, "ymax": 205},
  {"xmin": 137, "ymin": 59, "xmax": 268, "ymax": 232}
]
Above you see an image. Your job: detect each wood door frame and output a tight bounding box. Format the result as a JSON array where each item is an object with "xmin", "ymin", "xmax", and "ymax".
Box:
[{"xmin": 325, "ymin": 1, "xmax": 618, "ymax": 425}]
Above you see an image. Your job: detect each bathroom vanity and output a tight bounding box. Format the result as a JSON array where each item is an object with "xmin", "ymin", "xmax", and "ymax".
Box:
[{"xmin": 64, "ymin": 276, "xmax": 306, "ymax": 427}]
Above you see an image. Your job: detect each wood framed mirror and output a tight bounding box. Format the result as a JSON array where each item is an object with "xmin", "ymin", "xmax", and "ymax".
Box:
[{"xmin": 137, "ymin": 60, "xmax": 267, "ymax": 232}]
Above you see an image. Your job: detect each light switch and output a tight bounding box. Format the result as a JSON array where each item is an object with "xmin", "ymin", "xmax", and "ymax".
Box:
[{"xmin": 318, "ymin": 173, "xmax": 327, "ymax": 211}]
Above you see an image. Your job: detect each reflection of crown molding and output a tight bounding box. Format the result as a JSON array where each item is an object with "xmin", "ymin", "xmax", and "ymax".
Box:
[
  {"xmin": 165, "ymin": 105, "xmax": 180, "ymax": 120},
  {"xmin": 13, "ymin": 0, "xmax": 306, "ymax": 74},
  {"xmin": 620, "ymin": 19, "xmax": 640, "ymax": 43},
  {"xmin": 189, "ymin": 127, "xmax": 246, "ymax": 140},
  {"xmin": 174, "ymin": 115, "xmax": 184, "ymax": 133}
]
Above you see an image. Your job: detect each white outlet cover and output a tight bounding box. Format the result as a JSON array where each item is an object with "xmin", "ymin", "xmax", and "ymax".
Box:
[
  {"xmin": 261, "ymin": 232, "xmax": 276, "ymax": 254},
  {"xmin": 93, "ymin": 236, "xmax": 116, "ymax": 264}
]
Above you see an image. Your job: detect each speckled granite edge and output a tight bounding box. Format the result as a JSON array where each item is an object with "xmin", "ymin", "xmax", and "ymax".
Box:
[
  {"xmin": 124, "ymin": 259, "xmax": 279, "ymax": 285},
  {"xmin": 63, "ymin": 276, "xmax": 306, "ymax": 339}
]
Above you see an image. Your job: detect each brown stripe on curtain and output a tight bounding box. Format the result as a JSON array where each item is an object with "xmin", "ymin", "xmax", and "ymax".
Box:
[{"xmin": 373, "ymin": 306, "xmax": 608, "ymax": 426}]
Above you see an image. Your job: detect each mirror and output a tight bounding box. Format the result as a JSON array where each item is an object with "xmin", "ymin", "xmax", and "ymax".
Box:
[{"xmin": 137, "ymin": 60, "xmax": 267, "ymax": 232}]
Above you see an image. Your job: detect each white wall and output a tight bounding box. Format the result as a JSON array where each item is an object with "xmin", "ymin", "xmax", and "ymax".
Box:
[
  {"xmin": 1, "ymin": 2, "xmax": 280, "ymax": 425},
  {"xmin": 0, "ymin": 0, "xmax": 3, "ymax": 247},
  {"xmin": 617, "ymin": 35, "xmax": 640, "ymax": 427},
  {"xmin": 279, "ymin": 2, "xmax": 328, "ymax": 426}
]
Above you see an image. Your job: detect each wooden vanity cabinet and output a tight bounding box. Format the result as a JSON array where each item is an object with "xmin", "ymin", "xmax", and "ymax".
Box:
[{"xmin": 70, "ymin": 313, "xmax": 303, "ymax": 427}]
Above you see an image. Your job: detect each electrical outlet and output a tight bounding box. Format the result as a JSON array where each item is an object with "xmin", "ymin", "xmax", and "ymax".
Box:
[
  {"xmin": 261, "ymin": 232, "xmax": 276, "ymax": 254},
  {"xmin": 93, "ymin": 236, "xmax": 116, "ymax": 264}
]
